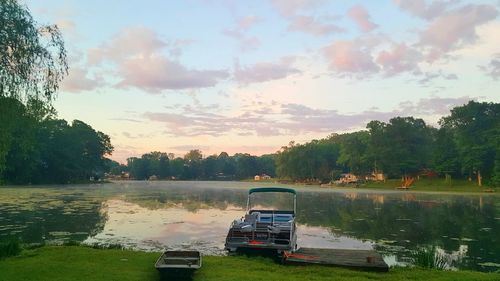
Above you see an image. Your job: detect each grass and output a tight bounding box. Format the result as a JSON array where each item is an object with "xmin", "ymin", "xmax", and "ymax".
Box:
[
  {"xmin": 0, "ymin": 246, "xmax": 499, "ymax": 281},
  {"xmin": 360, "ymin": 178, "xmax": 496, "ymax": 193}
]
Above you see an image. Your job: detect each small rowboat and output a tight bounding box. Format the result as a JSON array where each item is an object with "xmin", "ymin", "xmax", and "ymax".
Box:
[{"xmin": 155, "ymin": 250, "xmax": 202, "ymax": 277}]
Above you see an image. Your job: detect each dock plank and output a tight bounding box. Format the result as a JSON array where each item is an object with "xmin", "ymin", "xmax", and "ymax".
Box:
[{"xmin": 283, "ymin": 248, "xmax": 388, "ymax": 272}]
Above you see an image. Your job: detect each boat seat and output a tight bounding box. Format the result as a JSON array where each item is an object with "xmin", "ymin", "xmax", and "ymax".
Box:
[
  {"xmin": 273, "ymin": 214, "xmax": 293, "ymax": 223},
  {"xmin": 258, "ymin": 214, "xmax": 272, "ymax": 223}
]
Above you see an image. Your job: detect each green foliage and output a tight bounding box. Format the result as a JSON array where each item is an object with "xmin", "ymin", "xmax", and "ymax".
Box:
[
  {"xmin": 126, "ymin": 150, "xmax": 275, "ymax": 181},
  {"xmin": 127, "ymin": 152, "xmax": 170, "ymax": 180},
  {"xmin": 0, "ymin": 97, "xmax": 113, "ymax": 184},
  {"xmin": 337, "ymin": 131, "xmax": 371, "ymax": 175},
  {"xmin": 276, "ymin": 139, "xmax": 340, "ymax": 182},
  {"xmin": 433, "ymin": 127, "xmax": 461, "ymax": 177},
  {"xmin": 0, "ymin": 239, "xmax": 21, "ymax": 259},
  {"xmin": 491, "ymin": 153, "xmax": 500, "ymax": 187},
  {"xmin": 440, "ymin": 101, "xmax": 500, "ymax": 185},
  {"xmin": 367, "ymin": 117, "xmax": 434, "ymax": 178},
  {"xmin": 0, "ymin": 0, "xmax": 68, "ymax": 104}
]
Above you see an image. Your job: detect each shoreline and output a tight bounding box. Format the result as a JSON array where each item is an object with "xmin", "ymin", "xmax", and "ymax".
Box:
[
  {"xmin": 1, "ymin": 246, "xmax": 499, "ymax": 281},
  {"xmin": 0, "ymin": 179, "xmax": 497, "ymax": 196}
]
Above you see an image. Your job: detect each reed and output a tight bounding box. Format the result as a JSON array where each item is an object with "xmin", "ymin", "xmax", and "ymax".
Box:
[{"xmin": 0, "ymin": 239, "xmax": 21, "ymax": 259}]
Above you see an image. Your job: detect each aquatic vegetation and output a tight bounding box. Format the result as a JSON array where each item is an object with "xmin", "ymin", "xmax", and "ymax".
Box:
[
  {"xmin": 411, "ymin": 246, "xmax": 448, "ymax": 270},
  {"xmin": 0, "ymin": 239, "xmax": 21, "ymax": 259}
]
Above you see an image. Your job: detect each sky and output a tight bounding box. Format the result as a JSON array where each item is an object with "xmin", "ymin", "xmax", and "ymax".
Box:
[{"xmin": 24, "ymin": 0, "xmax": 500, "ymax": 163}]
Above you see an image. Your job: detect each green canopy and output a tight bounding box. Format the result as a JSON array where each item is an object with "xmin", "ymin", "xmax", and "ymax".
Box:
[{"xmin": 248, "ymin": 187, "xmax": 296, "ymax": 194}]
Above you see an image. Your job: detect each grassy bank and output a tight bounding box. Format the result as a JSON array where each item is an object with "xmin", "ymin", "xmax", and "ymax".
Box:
[
  {"xmin": 0, "ymin": 246, "xmax": 499, "ymax": 281},
  {"xmin": 360, "ymin": 178, "xmax": 495, "ymax": 193}
]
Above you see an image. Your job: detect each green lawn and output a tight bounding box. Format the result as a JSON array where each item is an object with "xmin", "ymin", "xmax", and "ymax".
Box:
[
  {"xmin": 359, "ymin": 178, "xmax": 496, "ymax": 193},
  {"xmin": 0, "ymin": 246, "xmax": 499, "ymax": 281}
]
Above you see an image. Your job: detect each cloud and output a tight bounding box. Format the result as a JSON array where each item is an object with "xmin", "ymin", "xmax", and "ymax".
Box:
[
  {"xmin": 348, "ymin": 5, "xmax": 378, "ymax": 32},
  {"xmin": 88, "ymin": 26, "xmax": 166, "ymax": 65},
  {"xmin": 375, "ymin": 44, "xmax": 422, "ymax": 75},
  {"xmin": 270, "ymin": 0, "xmax": 324, "ymax": 17},
  {"xmin": 238, "ymin": 15, "xmax": 260, "ymax": 30},
  {"xmin": 88, "ymin": 26, "xmax": 227, "ymax": 92},
  {"xmin": 168, "ymin": 145, "xmax": 211, "ymax": 152},
  {"xmin": 270, "ymin": 0, "xmax": 343, "ymax": 36},
  {"xmin": 287, "ymin": 15, "xmax": 344, "ymax": 36},
  {"xmin": 116, "ymin": 56, "xmax": 228, "ymax": 92},
  {"xmin": 397, "ymin": 96, "xmax": 472, "ymax": 117},
  {"xmin": 142, "ymin": 97, "xmax": 476, "ymax": 138},
  {"xmin": 223, "ymin": 15, "xmax": 260, "ymax": 38},
  {"xmin": 240, "ymin": 37, "xmax": 261, "ymax": 52},
  {"xmin": 61, "ymin": 67, "xmax": 103, "ymax": 93},
  {"xmin": 479, "ymin": 54, "xmax": 500, "ymax": 80},
  {"xmin": 233, "ymin": 56, "xmax": 301, "ymax": 84},
  {"xmin": 418, "ymin": 4, "xmax": 498, "ymax": 60},
  {"xmin": 56, "ymin": 19, "xmax": 76, "ymax": 33},
  {"xmin": 416, "ymin": 70, "xmax": 458, "ymax": 85},
  {"xmin": 322, "ymin": 40, "xmax": 379, "ymax": 77},
  {"xmin": 393, "ymin": 0, "xmax": 457, "ymax": 20},
  {"xmin": 223, "ymin": 15, "xmax": 261, "ymax": 51}
]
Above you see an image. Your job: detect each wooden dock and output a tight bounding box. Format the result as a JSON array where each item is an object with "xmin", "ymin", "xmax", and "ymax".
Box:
[{"xmin": 283, "ymin": 248, "xmax": 389, "ymax": 272}]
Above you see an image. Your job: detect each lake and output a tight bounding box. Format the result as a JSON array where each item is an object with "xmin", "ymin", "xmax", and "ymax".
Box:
[{"xmin": 0, "ymin": 181, "xmax": 499, "ymax": 271}]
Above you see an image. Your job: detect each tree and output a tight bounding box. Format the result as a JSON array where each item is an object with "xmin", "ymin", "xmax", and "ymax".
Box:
[
  {"xmin": 337, "ymin": 131, "xmax": 371, "ymax": 175},
  {"xmin": 1, "ymin": 1, "xmax": 68, "ymax": 183},
  {"xmin": 184, "ymin": 150, "xmax": 203, "ymax": 179},
  {"xmin": 433, "ymin": 127, "xmax": 460, "ymax": 178},
  {"xmin": 0, "ymin": 0, "xmax": 68, "ymax": 104},
  {"xmin": 440, "ymin": 101, "xmax": 500, "ymax": 186},
  {"xmin": 170, "ymin": 157, "xmax": 185, "ymax": 179},
  {"xmin": 367, "ymin": 117, "xmax": 434, "ymax": 178}
]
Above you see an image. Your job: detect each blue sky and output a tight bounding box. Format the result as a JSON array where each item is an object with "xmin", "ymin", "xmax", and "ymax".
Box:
[{"xmin": 25, "ymin": 0, "xmax": 500, "ymax": 162}]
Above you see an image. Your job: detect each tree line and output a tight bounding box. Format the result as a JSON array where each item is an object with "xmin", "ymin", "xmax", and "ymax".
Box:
[
  {"xmin": 108, "ymin": 150, "xmax": 276, "ymax": 181},
  {"xmin": 276, "ymin": 101, "xmax": 500, "ymax": 186},
  {"xmin": 0, "ymin": 97, "xmax": 113, "ymax": 184}
]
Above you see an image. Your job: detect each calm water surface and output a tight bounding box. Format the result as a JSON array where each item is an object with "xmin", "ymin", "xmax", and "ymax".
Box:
[{"xmin": 1, "ymin": 181, "xmax": 499, "ymax": 271}]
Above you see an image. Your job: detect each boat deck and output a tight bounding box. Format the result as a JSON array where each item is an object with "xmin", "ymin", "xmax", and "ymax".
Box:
[{"xmin": 283, "ymin": 247, "xmax": 388, "ymax": 272}]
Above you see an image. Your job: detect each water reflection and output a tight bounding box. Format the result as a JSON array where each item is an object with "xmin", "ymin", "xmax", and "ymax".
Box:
[{"xmin": 0, "ymin": 181, "xmax": 499, "ymax": 271}]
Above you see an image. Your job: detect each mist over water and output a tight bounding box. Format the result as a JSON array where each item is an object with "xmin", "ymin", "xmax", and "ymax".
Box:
[{"xmin": 1, "ymin": 181, "xmax": 499, "ymax": 271}]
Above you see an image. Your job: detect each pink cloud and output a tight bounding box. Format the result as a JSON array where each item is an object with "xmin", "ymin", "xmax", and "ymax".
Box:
[
  {"xmin": 233, "ymin": 56, "xmax": 301, "ymax": 84},
  {"xmin": 240, "ymin": 37, "xmax": 261, "ymax": 52},
  {"xmin": 322, "ymin": 40, "xmax": 379, "ymax": 76},
  {"xmin": 348, "ymin": 5, "xmax": 378, "ymax": 32},
  {"xmin": 88, "ymin": 26, "xmax": 227, "ymax": 92},
  {"xmin": 270, "ymin": 0, "xmax": 343, "ymax": 36},
  {"xmin": 223, "ymin": 15, "xmax": 261, "ymax": 51},
  {"xmin": 288, "ymin": 15, "xmax": 344, "ymax": 36},
  {"xmin": 61, "ymin": 67, "xmax": 103, "ymax": 93},
  {"xmin": 223, "ymin": 15, "xmax": 260, "ymax": 38},
  {"xmin": 238, "ymin": 15, "xmax": 259, "ymax": 29},
  {"xmin": 141, "ymin": 97, "xmax": 475, "ymax": 137},
  {"xmin": 376, "ymin": 44, "xmax": 422, "ymax": 75},
  {"xmin": 88, "ymin": 26, "xmax": 166, "ymax": 65},
  {"xmin": 116, "ymin": 56, "xmax": 228, "ymax": 92},
  {"xmin": 393, "ymin": 0, "xmax": 457, "ymax": 19},
  {"xmin": 418, "ymin": 4, "xmax": 498, "ymax": 60},
  {"xmin": 270, "ymin": 0, "xmax": 324, "ymax": 17}
]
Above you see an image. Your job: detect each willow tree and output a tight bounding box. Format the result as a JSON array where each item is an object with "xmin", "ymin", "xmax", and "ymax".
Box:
[
  {"xmin": 1, "ymin": 0, "xmax": 67, "ymax": 178},
  {"xmin": 0, "ymin": 0, "xmax": 68, "ymax": 104}
]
